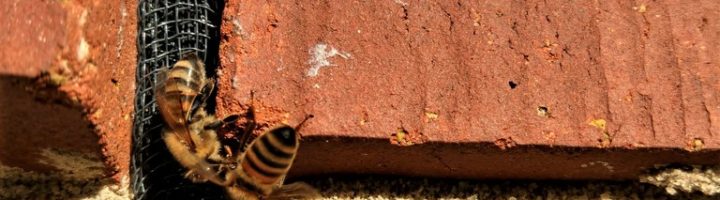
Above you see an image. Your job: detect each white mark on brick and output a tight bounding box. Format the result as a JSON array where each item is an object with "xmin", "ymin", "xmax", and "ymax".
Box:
[
  {"xmin": 307, "ymin": 43, "xmax": 350, "ymax": 77},
  {"xmin": 116, "ymin": 0, "xmax": 127, "ymax": 59},
  {"xmin": 79, "ymin": 9, "xmax": 88, "ymax": 26},
  {"xmin": 313, "ymin": 83, "xmax": 320, "ymax": 89},
  {"xmin": 394, "ymin": 0, "xmax": 408, "ymax": 6},
  {"xmin": 231, "ymin": 76, "xmax": 240, "ymax": 89},
  {"xmin": 216, "ymin": 68, "xmax": 224, "ymax": 76},
  {"xmin": 227, "ymin": 51, "xmax": 236, "ymax": 63},
  {"xmin": 232, "ymin": 18, "xmax": 250, "ymax": 39},
  {"xmin": 115, "ymin": 1, "xmax": 128, "ymax": 59},
  {"xmin": 581, "ymin": 161, "xmax": 615, "ymax": 173},
  {"xmin": 78, "ymin": 37, "xmax": 90, "ymax": 61},
  {"xmin": 37, "ymin": 32, "xmax": 46, "ymax": 43},
  {"xmin": 276, "ymin": 57, "xmax": 285, "ymax": 71}
]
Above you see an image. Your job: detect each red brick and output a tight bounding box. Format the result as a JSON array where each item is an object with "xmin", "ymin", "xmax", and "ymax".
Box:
[{"xmin": 217, "ymin": 0, "xmax": 720, "ymax": 179}]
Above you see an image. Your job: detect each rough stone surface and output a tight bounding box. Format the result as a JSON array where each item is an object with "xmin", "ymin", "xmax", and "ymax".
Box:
[
  {"xmin": 218, "ymin": 0, "xmax": 720, "ymax": 180},
  {"xmin": 307, "ymin": 175, "xmax": 718, "ymax": 199},
  {"xmin": 640, "ymin": 166, "xmax": 720, "ymax": 196},
  {"xmin": 0, "ymin": 0, "xmax": 136, "ymax": 182}
]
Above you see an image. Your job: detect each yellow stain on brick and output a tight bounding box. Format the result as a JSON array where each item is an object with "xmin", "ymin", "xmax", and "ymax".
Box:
[
  {"xmin": 424, "ymin": 110, "xmax": 438, "ymax": 122},
  {"xmin": 589, "ymin": 119, "xmax": 607, "ymax": 130}
]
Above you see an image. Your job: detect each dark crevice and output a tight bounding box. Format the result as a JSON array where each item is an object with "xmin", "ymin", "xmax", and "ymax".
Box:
[
  {"xmin": 511, "ymin": 21, "xmax": 519, "ymax": 34},
  {"xmin": 562, "ymin": 46, "xmax": 572, "ymax": 57},
  {"xmin": 440, "ymin": 6, "xmax": 454, "ymax": 31},
  {"xmin": 204, "ymin": 0, "xmax": 225, "ymax": 113},
  {"xmin": 401, "ymin": 4, "xmax": 410, "ymax": 32},
  {"xmin": 558, "ymin": 61, "xmax": 564, "ymax": 71}
]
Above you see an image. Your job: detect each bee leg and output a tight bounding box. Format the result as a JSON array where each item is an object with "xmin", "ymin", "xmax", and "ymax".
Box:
[
  {"xmin": 216, "ymin": 156, "xmax": 237, "ymax": 178},
  {"xmin": 202, "ymin": 114, "xmax": 240, "ymax": 130},
  {"xmin": 223, "ymin": 145, "xmax": 234, "ymax": 158},
  {"xmin": 222, "ymin": 114, "xmax": 240, "ymax": 124},
  {"xmin": 183, "ymin": 162, "xmax": 224, "ymax": 184},
  {"xmin": 184, "ymin": 170, "xmax": 214, "ymax": 183},
  {"xmin": 219, "ymin": 145, "xmax": 238, "ymax": 169},
  {"xmin": 236, "ymin": 90, "xmax": 257, "ymax": 152}
]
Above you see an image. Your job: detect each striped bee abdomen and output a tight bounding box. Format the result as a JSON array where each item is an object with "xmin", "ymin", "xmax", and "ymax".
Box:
[
  {"xmin": 155, "ymin": 53, "xmax": 207, "ymax": 129},
  {"xmin": 236, "ymin": 125, "xmax": 299, "ymax": 194}
]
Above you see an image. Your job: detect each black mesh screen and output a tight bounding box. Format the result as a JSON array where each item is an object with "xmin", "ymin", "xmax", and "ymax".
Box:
[{"xmin": 131, "ymin": 0, "xmax": 225, "ymax": 199}]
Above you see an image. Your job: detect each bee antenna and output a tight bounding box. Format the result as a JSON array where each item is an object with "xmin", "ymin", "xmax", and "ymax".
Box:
[
  {"xmin": 245, "ymin": 90, "xmax": 256, "ymax": 120},
  {"xmin": 294, "ymin": 114, "xmax": 314, "ymax": 132}
]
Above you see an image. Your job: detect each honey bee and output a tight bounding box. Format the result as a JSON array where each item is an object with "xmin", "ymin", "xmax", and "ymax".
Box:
[
  {"xmin": 156, "ymin": 52, "xmax": 319, "ymax": 199},
  {"xmin": 222, "ymin": 113, "xmax": 321, "ymax": 200},
  {"xmin": 155, "ymin": 52, "xmax": 237, "ymax": 185}
]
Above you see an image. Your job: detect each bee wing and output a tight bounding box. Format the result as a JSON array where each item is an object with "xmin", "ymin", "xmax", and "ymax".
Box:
[
  {"xmin": 154, "ymin": 67, "xmax": 168, "ymax": 100},
  {"xmin": 155, "ymin": 66, "xmax": 194, "ymax": 144},
  {"xmin": 154, "ymin": 67, "xmax": 181, "ymax": 124},
  {"xmin": 154, "ymin": 67, "xmax": 172, "ymax": 122},
  {"xmin": 266, "ymin": 182, "xmax": 322, "ymax": 200},
  {"xmin": 180, "ymin": 52, "xmax": 207, "ymax": 122}
]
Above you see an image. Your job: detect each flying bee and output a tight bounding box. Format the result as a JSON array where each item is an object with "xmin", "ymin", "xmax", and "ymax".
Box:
[
  {"xmin": 222, "ymin": 111, "xmax": 321, "ymax": 200},
  {"xmin": 155, "ymin": 52, "xmax": 238, "ymax": 185}
]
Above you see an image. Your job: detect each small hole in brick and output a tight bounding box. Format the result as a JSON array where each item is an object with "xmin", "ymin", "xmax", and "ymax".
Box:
[
  {"xmin": 538, "ymin": 106, "xmax": 548, "ymax": 111},
  {"xmin": 508, "ymin": 81, "xmax": 517, "ymax": 89},
  {"xmin": 111, "ymin": 78, "xmax": 119, "ymax": 86},
  {"xmin": 537, "ymin": 106, "xmax": 550, "ymax": 117}
]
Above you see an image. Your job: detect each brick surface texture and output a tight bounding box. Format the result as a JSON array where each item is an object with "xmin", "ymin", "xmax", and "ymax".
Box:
[{"xmin": 217, "ymin": 1, "xmax": 720, "ymax": 179}]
